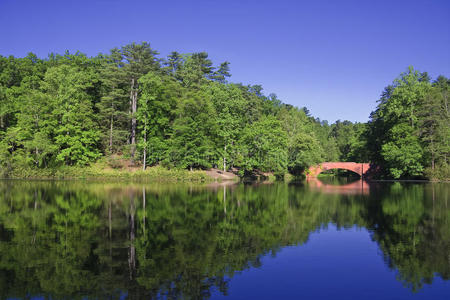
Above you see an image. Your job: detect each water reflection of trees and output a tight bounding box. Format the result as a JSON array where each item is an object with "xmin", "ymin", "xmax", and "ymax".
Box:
[
  {"xmin": 367, "ymin": 183, "xmax": 449, "ymax": 292},
  {"xmin": 0, "ymin": 181, "xmax": 448, "ymax": 298}
]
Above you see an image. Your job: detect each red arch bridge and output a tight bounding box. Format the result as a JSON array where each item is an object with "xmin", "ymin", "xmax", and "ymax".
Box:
[{"xmin": 306, "ymin": 162, "xmax": 376, "ymax": 178}]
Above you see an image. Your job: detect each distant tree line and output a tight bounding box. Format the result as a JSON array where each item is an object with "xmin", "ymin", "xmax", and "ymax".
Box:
[{"xmin": 0, "ymin": 43, "xmax": 448, "ymax": 179}]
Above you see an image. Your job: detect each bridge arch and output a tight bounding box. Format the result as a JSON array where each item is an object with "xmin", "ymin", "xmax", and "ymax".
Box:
[{"xmin": 306, "ymin": 162, "xmax": 372, "ymax": 178}]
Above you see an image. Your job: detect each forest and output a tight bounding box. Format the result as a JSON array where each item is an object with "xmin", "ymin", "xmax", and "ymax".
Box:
[{"xmin": 0, "ymin": 42, "xmax": 448, "ymax": 180}]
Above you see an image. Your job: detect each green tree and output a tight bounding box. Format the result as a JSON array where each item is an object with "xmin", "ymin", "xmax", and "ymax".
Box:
[
  {"xmin": 207, "ymin": 83, "xmax": 246, "ymax": 171},
  {"xmin": 237, "ymin": 115, "xmax": 288, "ymax": 177},
  {"xmin": 97, "ymin": 48, "xmax": 128, "ymax": 154},
  {"xmin": 42, "ymin": 64, "xmax": 101, "ymax": 165},
  {"xmin": 137, "ymin": 72, "xmax": 177, "ymax": 169},
  {"xmin": 381, "ymin": 123, "xmax": 424, "ymax": 178},
  {"xmin": 121, "ymin": 42, "xmax": 160, "ymax": 161},
  {"xmin": 288, "ymin": 132, "xmax": 323, "ymax": 175},
  {"xmin": 368, "ymin": 67, "xmax": 432, "ymax": 178},
  {"xmin": 419, "ymin": 76, "xmax": 450, "ymax": 179},
  {"xmin": 277, "ymin": 105, "xmax": 324, "ymax": 174},
  {"xmin": 13, "ymin": 90, "xmax": 56, "ymax": 167},
  {"xmin": 166, "ymin": 91, "xmax": 218, "ymax": 170}
]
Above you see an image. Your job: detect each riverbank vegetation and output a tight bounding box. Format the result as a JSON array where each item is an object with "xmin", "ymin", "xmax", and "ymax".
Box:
[
  {"xmin": 0, "ymin": 43, "xmax": 448, "ymax": 180},
  {"xmin": 3, "ymin": 160, "xmax": 210, "ymax": 181}
]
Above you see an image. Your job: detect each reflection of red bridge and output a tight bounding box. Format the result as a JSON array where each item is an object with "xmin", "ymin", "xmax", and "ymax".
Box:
[
  {"xmin": 306, "ymin": 178, "xmax": 369, "ymax": 195},
  {"xmin": 307, "ymin": 162, "xmax": 374, "ymax": 178}
]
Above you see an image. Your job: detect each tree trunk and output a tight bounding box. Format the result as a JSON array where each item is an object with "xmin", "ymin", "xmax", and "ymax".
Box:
[
  {"xmin": 143, "ymin": 117, "xmax": 147, "ymax": 170},
  {"xmin": 223, "ymin": 144, "xmax": 227, "ymax": 172},
  {"xmin": 430, "ymin": 134, "xmax": 435, "ymax": 170},
  {"xmin": 143, "ymin": 133, "xmax": 147, "ymax": 170},
  {"xmin": 35, "ymin": 147, "xmax": 39, "ymax": 167},
  {"xmin": 130, "ymin": 78, "xmax": 137, "ymax": 162},
  {"xmin": 109, "ymin": 112, "xmax": 113, "ymax": 153}
]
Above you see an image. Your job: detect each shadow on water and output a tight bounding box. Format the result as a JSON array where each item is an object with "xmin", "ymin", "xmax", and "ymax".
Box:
[{"xmin": 0, "ymin": 180, "xmax": 448, "ymax": 299}]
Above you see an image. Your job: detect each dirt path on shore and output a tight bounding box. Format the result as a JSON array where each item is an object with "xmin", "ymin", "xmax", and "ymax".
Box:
[{"xmin": 205, "ymin": 168, "xmax": 238, "ymax": 180}]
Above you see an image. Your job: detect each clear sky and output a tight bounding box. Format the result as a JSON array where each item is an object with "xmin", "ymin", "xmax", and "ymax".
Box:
[{"xmin": 0, "ymin": 0, "xmax": 449, "ymax": 123}]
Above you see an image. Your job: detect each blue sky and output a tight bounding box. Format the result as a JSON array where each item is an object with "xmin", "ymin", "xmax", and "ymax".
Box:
[{"xmin": 0, "ymin": 0, "xmax": 449, "ymax": 122}]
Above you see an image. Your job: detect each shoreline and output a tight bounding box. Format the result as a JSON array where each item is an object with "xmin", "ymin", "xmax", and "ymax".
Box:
[
  {"xmin": 1, "ymin": 163, "xmax": 447, "ymax": 183},
  {"xmin": 0, "ymin": 165, "xmax": 240, "ymax": 182},
  {"xmin": 2, "ymin": 173, "xmax": 447, "ymax": 183}
]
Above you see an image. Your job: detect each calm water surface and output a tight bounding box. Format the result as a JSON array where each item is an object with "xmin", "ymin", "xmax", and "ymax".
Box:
[{"xmin": 0, "ymin": 178, "xmax": 448, "ymax": 299}]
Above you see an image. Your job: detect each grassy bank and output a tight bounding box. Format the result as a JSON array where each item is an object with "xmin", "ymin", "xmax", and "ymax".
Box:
[{"xmin": 1, "ymin": 162, "xmax": 211, "ymax": 182}]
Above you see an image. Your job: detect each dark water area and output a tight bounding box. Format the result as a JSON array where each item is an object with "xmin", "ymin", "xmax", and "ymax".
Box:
[{"xmin": 0, "ymin": 179, "xmax": 448, "ymax": 299}]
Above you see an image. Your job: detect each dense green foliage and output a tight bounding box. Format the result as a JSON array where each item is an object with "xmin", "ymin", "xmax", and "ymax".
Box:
[
  {"xmin": 367, "ymin": 67, "xmax": 449, "ymax": 179},
  {"xmin": 0, "ymin": 44, "xmax": 448, "ymax": 179},
  {"xmin": 320, "ymin": 67, "xmax": 449, "ymax": 180},
  {"xmin": 0, "ymin": 43, "xmax": 348, "ymax": 178},
  {"xmin": 0, "ymin": 181, "xmax": 447, "ymax": 298}
]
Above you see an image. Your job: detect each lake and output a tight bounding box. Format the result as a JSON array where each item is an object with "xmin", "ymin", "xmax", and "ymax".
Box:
[{"xmin": 0, "ymin": 178, "xmax": 448, "ymax": 299}]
